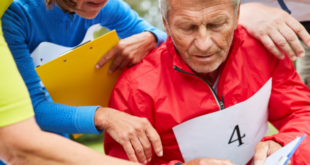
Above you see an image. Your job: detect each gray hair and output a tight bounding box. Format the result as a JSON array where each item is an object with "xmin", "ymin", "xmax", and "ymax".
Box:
[{"xmin": 159, "ymin": 0, "xmax": 241, "ymax": 20}]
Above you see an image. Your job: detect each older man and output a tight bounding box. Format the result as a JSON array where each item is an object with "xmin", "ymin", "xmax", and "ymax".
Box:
[{"xmin": 104, "ymin": 0, "xmax": 310, "ymax": 164}]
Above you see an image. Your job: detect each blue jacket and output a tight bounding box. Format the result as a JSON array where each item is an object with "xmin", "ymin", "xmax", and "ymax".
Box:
[{"xmin": 1, "ymin": 0, "xmax": 167, "ymax": 134}]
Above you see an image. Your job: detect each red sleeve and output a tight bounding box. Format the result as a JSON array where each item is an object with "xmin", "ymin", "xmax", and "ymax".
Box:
[
  {"xmin": 104, "ymin": 79, "xmax": 183, "ymax": 165},
  {"xmin": 262, "ymin": 53, "xmax": 310, "ymax": 164}
]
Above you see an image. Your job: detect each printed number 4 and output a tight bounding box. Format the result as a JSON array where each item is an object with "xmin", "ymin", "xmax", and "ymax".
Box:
[{"xmin": 228, "ymin": 125, "xmax": 246, "ymax": 146}]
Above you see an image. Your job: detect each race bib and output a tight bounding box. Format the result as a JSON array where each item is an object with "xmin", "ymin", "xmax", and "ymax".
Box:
[{"xmin": 173, "ymin": 78, "xmax": 272, "ymax": 164}]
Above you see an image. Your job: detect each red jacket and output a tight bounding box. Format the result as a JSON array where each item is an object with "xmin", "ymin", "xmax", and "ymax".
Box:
[{"xmin": 105, "ymin": 26, "xmax": 310, "ymax": 165}]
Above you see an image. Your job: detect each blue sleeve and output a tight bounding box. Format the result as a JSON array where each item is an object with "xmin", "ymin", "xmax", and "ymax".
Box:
[
  {"xmin": 1, "ymin": 3, "xmax": 101, "ymax": 135},
  {"xmin": 99, "ymin": 0, "xmax": 167, "ymax": 47}
]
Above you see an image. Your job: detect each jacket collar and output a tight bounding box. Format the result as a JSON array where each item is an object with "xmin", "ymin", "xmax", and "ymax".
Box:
[
  {"xmin": 166, "ymin": 37, "xmax": 195, "ymax": 74},
  {"xmin": 166, "ymin": 27, "xmax": 244, "ymax": 74}
]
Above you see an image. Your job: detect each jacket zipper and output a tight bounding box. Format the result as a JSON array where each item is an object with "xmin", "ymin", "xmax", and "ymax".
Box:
[{"xmin": 173, "ymin": 66, "xmax": 225, "ymax": 110}]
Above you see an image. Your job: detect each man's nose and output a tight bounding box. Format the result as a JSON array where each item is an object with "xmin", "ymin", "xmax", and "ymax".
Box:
[{"xmin": 194, "ymin": 28, "xmax": 212, "ymax": 52}]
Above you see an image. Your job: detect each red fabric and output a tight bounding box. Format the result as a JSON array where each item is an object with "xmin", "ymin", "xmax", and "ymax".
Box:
[
  {"xmin": 104, "ymin": 26, "xmax": 310, "ymax": 165},
  {"xmin": 164, "ymin": 160, "xmax": 182, "ymax": 165}
]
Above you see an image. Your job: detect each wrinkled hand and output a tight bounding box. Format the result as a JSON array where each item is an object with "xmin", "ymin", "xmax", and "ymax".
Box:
[
  {"xmin": 182, "ymin": 158, "xmax": 234, "ymax": 165},
  {"xmin": 254, "ymin": 140, "xmax": 291, "ymax": 165},
  {"xmin": 94, "ymin": 108, "xmax": 163, "ymax": 164},
  {"xmin": 239, "ymin": 3, "xmax": 310, "ymax": 61},
  {"xmin": 96, "ymin": 32, "xmax": 157, "ymax": 73}
]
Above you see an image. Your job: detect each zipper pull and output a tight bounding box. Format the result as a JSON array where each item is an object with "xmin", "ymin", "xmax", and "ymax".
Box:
[{"xmin": 220, "ymin": 96, "xmax": 225, "ymax": 110}]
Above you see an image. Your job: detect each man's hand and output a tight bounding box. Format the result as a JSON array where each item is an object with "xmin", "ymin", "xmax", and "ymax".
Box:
[
  {"xmin": 94, "ymin": 108, "xmax": 163, "ymax": 164},
  {"xmin": 254, "ymin": 140, "xmax": 291, "ymax": 165},
  {"xmin": 239, "ymin": 3, "xmax": 310, "ymax": 61},
  {"xmin": 96, "ymin": 32, "xmax": 157, "ymax": 73},
  {"xmin": 182, "ymin": 158, "xmax": 234, "ymax": 165}
]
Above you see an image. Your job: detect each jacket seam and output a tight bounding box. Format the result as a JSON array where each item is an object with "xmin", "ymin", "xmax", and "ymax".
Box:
[
  {"xmin": 125, "ymin": 51, "xmax": 170, "ymax": 83},
  {"xmin": 124, "ymin": 79, "xmax": 148, "ymax": 118}
]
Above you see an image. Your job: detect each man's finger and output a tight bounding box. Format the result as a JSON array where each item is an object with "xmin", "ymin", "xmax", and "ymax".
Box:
[
  {"xmin": 123, "ymin": 141, "xmax": 139, "ymax": 163},
  {"xmin": 117, "ymin": 56, "xmax": 133, "ymax": 71},
  {"xmin": 287, "ymin": 160, "xmax": 292, "ymax": 165},
  {"xmin": 287, "ymin": 18, "xmax": 310, "ymax": 47},
  {"xmin": 146, "ymin": 124, "xmax": 163, "ymax": 157},
  {"xmin": 131, "ymin": 137, "xmax": 147, "ymax": 164},
  {"xmin": 128, "ymin": 58, "xmax": 143, "ymax": 68},
  {"xmin": 261, "ymin": 36, "xmax": 285, "ymax": 59},
  {"xmin": 96, "ymin": 45, "xmax": 119, "ymax": 69},
  {"xmin": 254, "ymin": 142, "xmax": 269, "ymax": 165},
  {"xmin": 279, "ymin": 25, "xmax": 305, "ymax": 58},
  {"xmin": 109, "ymin": 53, "xmax": 127, "ymax": 74},
  {"xmin": 211, "ymin": 159, "xmax": 235, "ymax": 165},
  {"xmin": 269, "ymin": 30, "xmax": 298, "ymax": 61},
  {"xmin": 137, "ymin": 134, "xmax": 153, "ymax": 163}
]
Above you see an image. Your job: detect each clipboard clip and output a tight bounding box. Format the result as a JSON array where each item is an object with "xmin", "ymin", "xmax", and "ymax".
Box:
[{"xmin": 59, "ymin": 40, "xmax": 91, "ymax": 57}]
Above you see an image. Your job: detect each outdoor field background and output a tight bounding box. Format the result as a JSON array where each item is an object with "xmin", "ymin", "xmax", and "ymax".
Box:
[{"xmin": 74, "ymin": 0, "xmax": 281, "ymax": 154}]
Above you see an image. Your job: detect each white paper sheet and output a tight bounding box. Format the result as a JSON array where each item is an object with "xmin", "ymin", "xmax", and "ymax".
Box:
[
  {"xmin": 31, "ymin": 23, "xmax": 101, "ymax": 68},
  {"xmin": 173, "ymin": 78, "xmax": 272, "ymax": 165}
]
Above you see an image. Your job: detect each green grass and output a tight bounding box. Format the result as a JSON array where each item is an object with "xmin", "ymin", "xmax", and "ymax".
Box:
[
  {"xmin": 266, "ymin": 122, "xmax": 279, "ymax": 136},
  {"xmin": 84, "ymin": 141, "xmax": 105, "ymax": 154},
  {"xmin": 72, "ymin": 133, "xmax": 105, "ymax": 154}
]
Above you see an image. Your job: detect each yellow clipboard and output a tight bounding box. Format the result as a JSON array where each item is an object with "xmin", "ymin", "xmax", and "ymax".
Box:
[{"xmin": 36, "ymin": 30, "xmax": 121, "ymax": 139}]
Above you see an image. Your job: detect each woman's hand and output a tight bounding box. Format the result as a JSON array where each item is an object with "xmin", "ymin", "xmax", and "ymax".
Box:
[
  {"xmin": 94, "ymin": 108, "xmax": 163, "ymax": 164},
  {"xmin": 239, "ymin": 3, "xmax": 310, "ymax": 61},
  {"xmin": 96, "ymin": 32, "xmax": 157, "ymax": 73}
]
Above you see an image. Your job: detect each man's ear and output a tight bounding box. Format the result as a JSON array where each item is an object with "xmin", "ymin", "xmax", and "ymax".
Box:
[{"xmin": 162, "ymin": 14, "xmax": 171, "ymax": 38}]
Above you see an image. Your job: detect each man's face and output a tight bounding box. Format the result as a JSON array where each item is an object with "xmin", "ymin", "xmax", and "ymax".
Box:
[
  {"xmin": 72, "ymin": 0, "xmax": 108, "ymax": 19},
  {"xmin": 163, "ymin": 0, "xmax": 240, "ymax": 75}
]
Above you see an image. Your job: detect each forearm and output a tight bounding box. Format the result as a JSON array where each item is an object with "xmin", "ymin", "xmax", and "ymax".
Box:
[
  {"xmin": 35, "ymin": 100, "xmax": 101, "ymax": 134},
  {"xmin": 0, "ymin": 117, "xmax": 138, "ymax": 165}
]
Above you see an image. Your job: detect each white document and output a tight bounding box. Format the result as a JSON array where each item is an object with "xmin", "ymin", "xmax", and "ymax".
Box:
[
  {"xmin": 173, "ymin": 78, "xmax": 272, "ymax": 165},
  {"xmin": 264, "ymin": 136, "xmax": 301, "ymax": 165},
  {"xmin": 31, "ymin": 23, "xmax": 101, "ymax": 68}
]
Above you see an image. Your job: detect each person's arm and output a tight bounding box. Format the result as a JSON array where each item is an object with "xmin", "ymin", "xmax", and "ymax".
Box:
[
  {"xmin": 0, "ymin": 117, "xmax": 231, "ymax": 165},
  {"xmin": 0, "ymin": 18, "xmax": 138, "ymax": 165},
  {"xmin": 253, "ymin": 50, "xmax": 310, "ymax": 165},
  {"xmin": 239, "ymin": 3, "xmax": 310, "ymax": 61},
  {"xmin": 95, "ymin": 0, "xmax": 167, "ymax": 73},
  {"xmin": 0, "ymin": 117, "xmax": 140, "ymax": 165},
  {"xmin": 1, "ymin": 1, "xmax": 113, "ymax": 135}
]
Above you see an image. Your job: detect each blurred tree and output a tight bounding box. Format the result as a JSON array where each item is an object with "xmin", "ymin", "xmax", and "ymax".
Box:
[
  {"xmin": 93, "ymin": 0, "xmax": 165, "ymax": 38},
  {"xmin": 125, "ymin": 0, "xmax": 165, "ymax": 30}
]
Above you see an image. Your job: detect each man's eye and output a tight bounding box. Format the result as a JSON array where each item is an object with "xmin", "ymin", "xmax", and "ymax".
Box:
[
  {"xmin": 181, "ymin": 26, "xmax": 194, "ymax": 31},
  {"xmin": 210, "ymin": 23, "xmax": 224, "ymax": 29}
]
